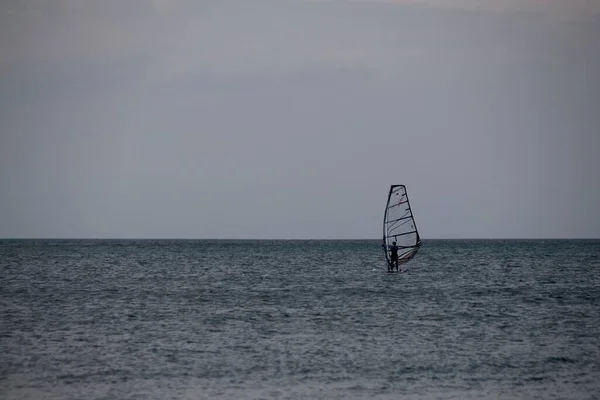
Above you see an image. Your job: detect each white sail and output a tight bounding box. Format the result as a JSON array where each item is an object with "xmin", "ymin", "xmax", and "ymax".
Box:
[{"xmin": 382, "ymin": 185, "xmax": 421, "ymax": 268}]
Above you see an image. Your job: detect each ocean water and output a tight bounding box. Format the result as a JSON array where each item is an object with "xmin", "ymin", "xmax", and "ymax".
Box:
[{"xmin": 1, "ymin": 239, "xmax": 599, "ymax": 400}]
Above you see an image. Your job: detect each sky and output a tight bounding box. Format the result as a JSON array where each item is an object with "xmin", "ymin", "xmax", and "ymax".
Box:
[{"xmin": 1, "ymin": 0, "xmax": 599, "ymax": 239}]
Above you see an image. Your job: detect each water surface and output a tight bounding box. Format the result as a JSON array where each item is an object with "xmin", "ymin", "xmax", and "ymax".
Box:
[{"xmin": 1, "ymin": 239, "xmax": 599, "ymax": 399}]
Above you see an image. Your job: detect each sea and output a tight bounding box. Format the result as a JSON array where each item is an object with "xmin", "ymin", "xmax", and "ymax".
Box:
[{"xmin": 1, "ymin": 239, "xmax": 599, "ymax": 400}]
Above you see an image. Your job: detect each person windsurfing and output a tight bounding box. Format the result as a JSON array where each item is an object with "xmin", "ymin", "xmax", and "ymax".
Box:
[{"xmin": 389, "ymin": 241, "xmax": 399, "ymax": 272}]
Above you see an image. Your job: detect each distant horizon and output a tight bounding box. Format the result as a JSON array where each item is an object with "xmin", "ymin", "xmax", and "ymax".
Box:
[{"xmin": 2, "ymin": 237, "xmax": 599, "ymax": 241}]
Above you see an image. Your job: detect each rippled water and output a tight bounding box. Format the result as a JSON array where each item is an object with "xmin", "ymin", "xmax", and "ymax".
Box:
[{"xmin": 1, "ymin": 239, "xmax": 599, "ymax": 399}]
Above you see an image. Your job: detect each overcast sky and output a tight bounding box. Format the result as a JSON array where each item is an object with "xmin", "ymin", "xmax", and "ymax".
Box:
[{"xmin": 1, "ymin": 0, "xmax": 599, "ymax": 239}]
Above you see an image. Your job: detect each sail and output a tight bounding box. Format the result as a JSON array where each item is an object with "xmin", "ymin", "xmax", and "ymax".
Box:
[{"xmin": 382, "ymin": 185, "xmax": 421, "ymax": 267}]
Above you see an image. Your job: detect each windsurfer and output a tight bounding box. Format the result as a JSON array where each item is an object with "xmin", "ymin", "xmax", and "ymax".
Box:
[{"xmin": 389, "ymin": 241, "xmax": 399, "ymax": 272}]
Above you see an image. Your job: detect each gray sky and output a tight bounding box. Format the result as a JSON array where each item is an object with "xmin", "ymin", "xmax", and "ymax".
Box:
[{"xmin": 1, "ymin": 0, "xmax": 599, "ymax": 239}]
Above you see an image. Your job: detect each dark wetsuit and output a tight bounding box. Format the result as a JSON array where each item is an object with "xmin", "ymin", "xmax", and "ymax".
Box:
[{"xmin": 389, "ymin": 245, "xmax": 399, "ymax": 271}]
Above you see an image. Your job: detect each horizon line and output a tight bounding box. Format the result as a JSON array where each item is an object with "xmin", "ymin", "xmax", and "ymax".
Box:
[{"xmin": 1, "ymin": 237, "xmax": 599, "ymax": 241}]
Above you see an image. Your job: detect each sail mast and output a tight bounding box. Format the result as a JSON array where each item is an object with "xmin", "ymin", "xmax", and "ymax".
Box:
[{"xmin": 382, "ymin": 186, "xmax": 394, "ymax": 268}]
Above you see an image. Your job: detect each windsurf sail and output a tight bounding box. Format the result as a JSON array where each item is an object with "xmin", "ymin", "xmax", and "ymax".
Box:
[{"xmin": 382, "ymin": 185, "xmax": 421, "ymax": 268}]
